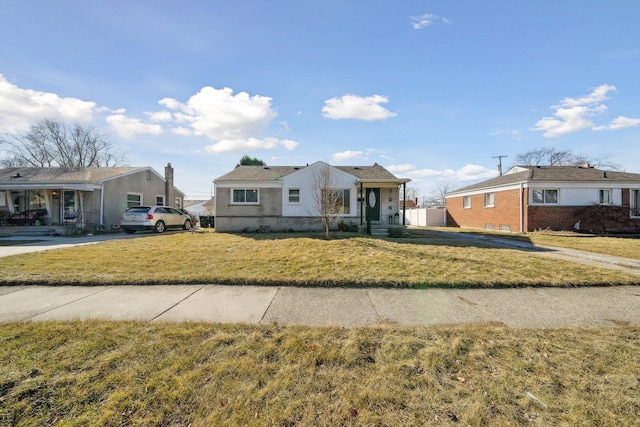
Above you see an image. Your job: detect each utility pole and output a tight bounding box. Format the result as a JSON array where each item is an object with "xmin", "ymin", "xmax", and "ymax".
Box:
[{"xmin": 492, "ymin": 155, "xmax": 508, "ymax": 176}]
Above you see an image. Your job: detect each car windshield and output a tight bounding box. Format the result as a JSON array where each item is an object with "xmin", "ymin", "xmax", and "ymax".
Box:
[{"xmin": 126, "ymin": 207, "xmax": 150, "ymax": 213}]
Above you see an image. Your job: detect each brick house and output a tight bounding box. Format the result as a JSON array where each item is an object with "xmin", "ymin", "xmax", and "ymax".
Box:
[{"xmin": 445, "ymin": 165, "xmax": 640, "ymax": 233}]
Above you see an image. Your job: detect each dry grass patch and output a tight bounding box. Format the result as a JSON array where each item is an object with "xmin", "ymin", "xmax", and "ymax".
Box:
[
  {"xmin": 1, "ymin": 321, "xmax": 638, "ymax": 426},
  {"xmin": 427, "ymin": 227, "xmax": 640, "ymax": 260},
  {"xmin": 0, "ymin": 232, "xmax": 637, "ymax": 287}
]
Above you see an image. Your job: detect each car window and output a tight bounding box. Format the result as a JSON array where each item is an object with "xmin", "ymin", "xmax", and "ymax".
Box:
[
  {"xmin": 127, "ymin": 207, "xmax": 150, "ymax": 213},
  {"xmin": 167, "ymin": 208, "xmax": 180, "ymax": 215},
  {"xmin": 155, "ymin": 207, "xmax": 169, "ymax": 214}
]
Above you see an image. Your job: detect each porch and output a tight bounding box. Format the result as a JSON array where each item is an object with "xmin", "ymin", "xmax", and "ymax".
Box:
[{"xmin": 0, "ymin": 222, "xmax": 100, "ymax": 237}]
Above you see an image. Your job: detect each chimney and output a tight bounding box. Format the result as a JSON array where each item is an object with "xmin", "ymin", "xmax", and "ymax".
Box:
[{"xmin": 165, "ymin": 163, "xmax": 174, "ymax": 206}]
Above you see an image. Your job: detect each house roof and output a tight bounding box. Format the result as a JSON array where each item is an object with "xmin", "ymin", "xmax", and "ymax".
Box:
[
  {"xmin": 214, "ymin": 162, "xmax": 408, "ymax": 183},
  {"xmin": 214, "ymin": 166, "xmax": 302, "ymax": 182},
  {"xmin": 0, "ymin": 166, "xmax": 152, "ymax": 184},
  {"xmin": 448, "ymin": 165, "xmax": 640, "ymax": 195},
  {"xmin": 0, "ymin": 166, "xmax": 185, "ymax": 196}
]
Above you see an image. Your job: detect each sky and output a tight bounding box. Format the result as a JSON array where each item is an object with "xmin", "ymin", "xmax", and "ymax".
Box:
[{"xmin": 1, "ymin": 0, "xmax": 639, "ymax": 200}]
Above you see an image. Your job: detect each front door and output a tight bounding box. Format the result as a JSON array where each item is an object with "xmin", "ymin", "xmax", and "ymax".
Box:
[{"xmin": 366, "ymin": 188, "xmax": 381, "ymax": 221}]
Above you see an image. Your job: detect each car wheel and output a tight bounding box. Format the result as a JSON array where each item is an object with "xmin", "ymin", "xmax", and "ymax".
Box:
[
  {"xmin": 183, "ymin": 220, "xmax": 192, "ymax": 230},
  {"xmin": 154, "ymin": 221, "xmax": 166, "ymax": 233},
  {"xmin": 123, "ymin": 229, "xmax": 136, "ymax": 234}
]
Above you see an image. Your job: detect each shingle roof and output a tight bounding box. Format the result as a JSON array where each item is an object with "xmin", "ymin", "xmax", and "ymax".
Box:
[
  {"xmin": 214, "ymin": 166, "xmax": 303, "ymax": 181},
  {"xmin": 0, "ymin": 167, "xmax": 150, "ymax": 184},
  {"xmin": 449, "ymin": 165, "xmax": 640, "ymax": 195},
  {"xmin": 215, "ymin": 163, "xmax": 404, "ymax": 182},
  {"xmin": 335, "ymin": 163, "xmax": 400, "ymax": 180}
]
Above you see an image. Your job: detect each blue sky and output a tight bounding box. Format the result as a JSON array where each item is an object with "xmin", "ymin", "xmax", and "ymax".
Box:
[{"xmin": 1, "ymin": 0, "xmax": 639, "ymax": 200}]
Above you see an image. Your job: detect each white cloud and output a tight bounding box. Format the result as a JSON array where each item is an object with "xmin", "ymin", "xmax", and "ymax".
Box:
[
  {"xmin": 389, "ymin": 163, "xmax": 496, "ymax": 183},
  {"xmin": 598, "ymin": 116, "xmax": 640, "ymax": 130},
  {"xmin": 530, "ymin": 84, "xmax": 638, "ymax": 137},
  {"xmin": 159, "ymin": 86, "xmax": 277, "ymax": 141},
  {"xmin": 332, "ymin": 150, "xmax": 364, "ymax": 161},
  {"xmin": 387, "ymin": 164, "xmax": 415, "ymax": 173},
  {"xmin": 170, "ymin": 126, "xmax": 192, "ymax": 136},
  {"xmin": 204, "ymin": 137, "xmax": 298, "ymax": 153},
  {"xmin": 106, "ymin": 113, "xmax": 164, "ymax": 139},
  {"xmin": 155, "ymin": 86, "xmax": 298, "ymax": 152},
  {"xmin": 410, "ymin": 13, "xmax": 451, "ymax": 29},
  {"xmin": 322, "ymin": 94, "xmax": 396, "ymax": 121},
  {"xmin": 145, "ymin": 110, "xmax": 173, "ymax": 122},
  {"xmin": 0, "ymin": 74, "xmax": 97, "ymax": 133}
]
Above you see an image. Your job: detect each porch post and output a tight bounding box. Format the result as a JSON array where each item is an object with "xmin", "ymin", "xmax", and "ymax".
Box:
[
  {"xmin": 402, "ymin": 182, "xmax": 406, "ymax": 225},
  {"xmin": 359, "ymin": 182, "xmax": 364, "ymax": 226}
]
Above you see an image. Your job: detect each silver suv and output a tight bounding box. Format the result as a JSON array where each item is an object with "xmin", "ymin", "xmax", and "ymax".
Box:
[{"xmin": 120, "ymin": 206, "xmax": 192, "ymax": 234}]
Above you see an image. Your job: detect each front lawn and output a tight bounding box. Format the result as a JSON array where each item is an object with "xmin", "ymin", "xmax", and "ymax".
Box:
[
  {"xmin": 1, "ymin": 321, "xmax": 638, "ymax": 426},
  {"xmin": 0, "ymin": 231, "xmax": 637, "ymax": 287}
]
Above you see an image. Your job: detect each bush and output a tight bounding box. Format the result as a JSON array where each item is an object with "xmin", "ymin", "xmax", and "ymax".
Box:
[{"xmin": 388, "ymin": 227, "xmax": 405, "ymax": 238}]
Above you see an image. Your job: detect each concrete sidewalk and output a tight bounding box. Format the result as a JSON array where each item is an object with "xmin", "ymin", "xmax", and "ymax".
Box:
[{"xmin": 1, "ymin": 285, "xmax": 638, "ymax": 328}]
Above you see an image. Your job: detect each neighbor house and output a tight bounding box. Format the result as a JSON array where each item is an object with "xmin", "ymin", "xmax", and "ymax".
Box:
[
  {"xmin": 445, "ymin": 165, "xmax": 640, "ymax": 233},
  {"xmin": 0, "ymin": 163, "xmax": 184, "ymax": 234},
  {"xmin": 213, "ymin": 161, "xmax": 411, "ymax": 233}
]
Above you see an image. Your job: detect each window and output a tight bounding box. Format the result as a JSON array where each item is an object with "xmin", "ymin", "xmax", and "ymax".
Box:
[
  {"xmin": 336, "ymin": 189, "xmax": 350, "ymax": 214},
  {"xmin": 156, "ymin": 195, "xmax": 165, "ymax": 206},
  {"xmin": 532, "ymin": 189, "xmax": 558, "ymax": 204},
  {"xmin": 288, "ymin": 189, "xmax": 300, "ymax": 203},
  {"xmin": 175, "ymin": 198, "xmax": 182, "ymax": 209},
  {"xmin": 484, "ymin": 192, "xmax": 494, "ymax": 207},
  {"xmin": 463, "ymin": 196, "xmax": 471, "ymax": 208},
  {"xmin": 598, "ymin": 189, "xmax": 612, "ymax": 205},
  {"xmin": 499, "ymin": 224, "xmax": 511, "ymax": 232},
  {"xmin": 322, "ymin": 189, "xmax": 351, "ymax": 214},
  {"xmin": 631, "ymin": 190, "xmax": 640, "ymax": 218},
  {"xmin": 127, "ymin": 193, "xmax": 142, "ymax": 208},
  {"xmin": 485, "ymin": 223, "xmax": 494, "ymax": 230},
  {"xmin": 232, "ymin": 189, "xmax": 259, "ymax": 204}
]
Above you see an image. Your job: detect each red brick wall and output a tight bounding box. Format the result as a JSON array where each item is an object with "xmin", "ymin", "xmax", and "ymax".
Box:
[
  {"xmin": 446, "ymin": 188, "xmax": 523, "ymax": 232},
  {"xmin": 528, "ymin": 204, "xmax": 640, "ymax": 233}
]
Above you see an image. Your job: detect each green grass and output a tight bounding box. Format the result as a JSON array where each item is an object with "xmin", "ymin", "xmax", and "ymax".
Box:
[
  {"xmin": 0, "ymin": 231, "xmax": 637, "ymax": 287},
  {"xmin": 427, "ymin": 227, "xmax": 640, "ymax": 260},
  {"xmin": 1, "ymin": 321, "xmax": 638, "ymax": 426}
]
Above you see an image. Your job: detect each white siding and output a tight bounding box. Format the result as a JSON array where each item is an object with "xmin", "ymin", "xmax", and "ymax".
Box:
[{"xmin": 281, "ymin": 162, "xmax": 357, "ymax": 217}]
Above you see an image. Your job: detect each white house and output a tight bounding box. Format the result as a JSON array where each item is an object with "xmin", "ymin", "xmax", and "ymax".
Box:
[{"xmin": 213, "ymin": 161, "xmax": 411, "ymax": 233}]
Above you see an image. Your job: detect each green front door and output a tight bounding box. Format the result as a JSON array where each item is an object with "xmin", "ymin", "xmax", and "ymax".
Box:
[{"xmin": 366, "ymin": 188, "xmax": 381, "ymax": 221}]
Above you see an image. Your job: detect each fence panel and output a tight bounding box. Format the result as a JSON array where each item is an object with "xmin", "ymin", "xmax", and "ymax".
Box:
[{"xmin": 402, "ymin": 208, "xmax": 447, "ymax": 227}]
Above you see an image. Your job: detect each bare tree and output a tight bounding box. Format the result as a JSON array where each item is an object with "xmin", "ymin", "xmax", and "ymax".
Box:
[
  {"xmin": 312, "ymin": 163, "xmax": 344, "ymax": 238},
  {"xmin": 425, "ymin": 181, "xmax": 457, "ymax": 207},
  {"xmin": 0, "ymin": 118, "xmax": 124, "ymax": 167},
  {"xmin": 514, "ymin": 147, "xmax": 621, "ymax": 170},
  {"xmin": 402, "ymin": 187, "xmax": 419, "ymax": 203}
]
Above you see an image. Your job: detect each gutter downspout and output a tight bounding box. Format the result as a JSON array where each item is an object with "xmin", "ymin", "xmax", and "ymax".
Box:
[
  {"xmin": 100, "ymin": 184, "xmax": 105, "ymax": 229},
  {"xmin": 519, "ymin": 183, "xmax": 524, "ymax": 233},
  {"xmin": 360, "ymin": 182, "xmax": 364, "ymax": 225}
]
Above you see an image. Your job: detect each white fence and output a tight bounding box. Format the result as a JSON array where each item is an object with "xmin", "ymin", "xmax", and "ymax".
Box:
[{"xmin": 402, "ymin": 207, "xmax": 447, "ymax": 227}]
